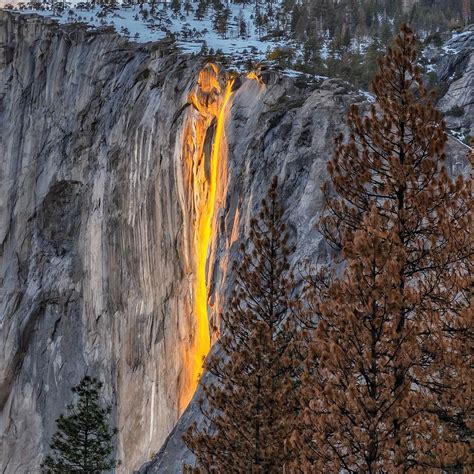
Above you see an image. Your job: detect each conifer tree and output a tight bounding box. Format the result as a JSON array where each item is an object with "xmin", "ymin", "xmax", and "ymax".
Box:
[
  {"xmin": 42, "ymin": 376, "xmax": 120, "ymax": 473},
  {"xmin": 183, "ymin": 177, "xmax": 301, "ymax": 472},
  {"xmin": 293, "ymin": 25, "xmax": 473, "ymax": 472},
  {"xmin": 171, "ymin": 0, "xmax": 181, "ymax": 14}
]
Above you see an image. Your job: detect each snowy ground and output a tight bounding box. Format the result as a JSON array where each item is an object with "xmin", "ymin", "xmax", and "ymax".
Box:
[
  {"xmin": 0, "ymin": 0, "xmax": 297, "ymax": 63},
  {"xmin": 2, "ymin": 1, "xmax": 470, "ymax": 118}
]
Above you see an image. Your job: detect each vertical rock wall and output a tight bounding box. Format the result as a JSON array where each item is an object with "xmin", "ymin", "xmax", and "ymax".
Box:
[{"xmin": 0, "ymin": 12, "xmax": 231, "ymax": 472}]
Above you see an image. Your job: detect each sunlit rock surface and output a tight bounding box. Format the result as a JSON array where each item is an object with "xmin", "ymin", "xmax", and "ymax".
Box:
[{"xmin": 0, "ymin": 11, "xmax": 470, "ymax": 473}]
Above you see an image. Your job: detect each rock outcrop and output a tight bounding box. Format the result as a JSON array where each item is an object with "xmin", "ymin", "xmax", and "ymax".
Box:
[
  {"xmin": 0, "ymin": 11, "xmax": 470, "ymax": 473},
  {"xmin": 434, "ymin": 25, "xmax": 474, "ymax": 141}
]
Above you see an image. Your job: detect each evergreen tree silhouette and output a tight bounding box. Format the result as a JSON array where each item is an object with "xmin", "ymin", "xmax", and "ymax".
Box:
[{"xmin": 42, "ymin": 376, "xmax": 120, "ymax": 473}]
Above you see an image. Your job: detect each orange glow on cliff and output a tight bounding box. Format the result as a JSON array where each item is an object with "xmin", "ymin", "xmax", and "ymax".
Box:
[
  {"xmin": 193, "ymin": 79, "xmax": 234, "ymax": 383},
  {"xmin": 246, "ymin": 71, "xmax": 264, "ymax": 85},
  {"xmin": 179, "ymin": 70, "xmax": 234, "ymax": 412}
]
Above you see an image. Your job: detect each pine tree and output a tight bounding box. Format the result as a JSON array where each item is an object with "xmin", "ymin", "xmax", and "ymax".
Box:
[
  {"xmin": 183, "ymin": 177, "xmax": 302, "ymax": 472},
  {"xmin": 293, "ymin": 25, "xmax": 473, "ymax": 472},
  {"xmin": 42, "ymin": 376, "xmax": 120, "ymax": 473},
  {"xmin": 213, "ymin": 6, "xmax": 231, "ymax": 38},
  {"xmin": 171, "ymin": 0, "xmax": 180, "ymax": 14},
  {"xmin": 238, "ymin": 10, "xmax": 247, "ymax": 39},
  {"xmin": 195, "ymin": 0, "xmax": 206, "ymax": 20}
]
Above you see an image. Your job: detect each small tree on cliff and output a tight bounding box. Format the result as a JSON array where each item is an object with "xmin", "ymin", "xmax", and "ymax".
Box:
[
  {"xmin": 293, "ymin": 26, "xmax": 473, "ymax": 472},
  {"xmin": 183, "ymin": 177, "xmax": 302, "ymax": 472},
  {"xmin": 42, "ymin": 376, "xmax": 120, "ymax": 473}
]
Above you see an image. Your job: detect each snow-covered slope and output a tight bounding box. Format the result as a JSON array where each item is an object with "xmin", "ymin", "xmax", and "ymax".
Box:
[{"xmin": 1, "ymin": 0, "xmax": 293, "ymax": 61}]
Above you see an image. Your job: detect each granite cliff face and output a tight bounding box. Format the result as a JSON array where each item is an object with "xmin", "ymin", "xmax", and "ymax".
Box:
[
  {"xmin": 435, "ymin": 26, "xmax": 474, "ymax": 142},
  {"xmin": 0, "ymin": 12, "xmax": 225, "ymax": 471},
  {"xmin": 0, "ymin": 12, "xmax": 470, "ymax": 473}
]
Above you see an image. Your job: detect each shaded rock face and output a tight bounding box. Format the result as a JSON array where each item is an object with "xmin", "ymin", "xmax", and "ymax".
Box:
[
  {"xmin": 0, "ymin": 12, "xmax": 470, "ymax": 474},
  {"xmin": 38, "ymin": 180, "xmax": 83, "ymax": 254},
  {"xmin": 435, "ymin": 26, "xmax": 474, "ymax": 139}
]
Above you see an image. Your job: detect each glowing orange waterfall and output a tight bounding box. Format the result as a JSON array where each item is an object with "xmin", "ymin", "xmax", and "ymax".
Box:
[
  {"xmin": 246, "ymin": 71, "xmax": 264, "ymax": 85},
  {"xmin": 179, "ymin": 66, "xmax": 234, "ymax": 412}
]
